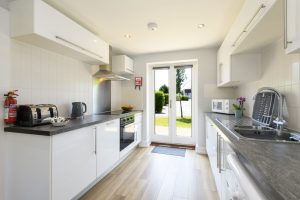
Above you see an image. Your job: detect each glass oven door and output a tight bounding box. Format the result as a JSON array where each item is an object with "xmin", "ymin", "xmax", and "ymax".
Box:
[{"xmin": 120, "ymin": 123, "xmax": 136, "ymax": 151}]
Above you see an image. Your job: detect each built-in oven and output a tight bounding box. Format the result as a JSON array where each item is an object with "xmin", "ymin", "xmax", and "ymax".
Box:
[{"xmin": 120, "ymin": 114, "xmax": 136, "ymax": 151}]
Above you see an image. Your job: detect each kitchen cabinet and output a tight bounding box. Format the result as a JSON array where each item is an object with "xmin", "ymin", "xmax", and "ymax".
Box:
[
  {"xmin": 217, "ymin": 52, "xmax": 261, "ymax": 87},
  {"xmin": 206, "ymin": 117, "xmax": 234, "ymax": 200},
  {"xmin": 96, "ymin": 119, "xmax": 120, "ymax": 177},
  {"xmin": 10, "ymin": 0, "xmax": 109, "ymax": 64},
  {"xmin": 217, "ymin": 0, "xmax": 278, "ymax": 87},
  {"xmin": 205, "ymin": 117, "xmax": 221, "ymax": 197},
  {"xmin": 285, "ymin": 0, "xmax": 300, "ymax": 54},
  {"xmin": 5, "ymin": 126, "xmax": 97, "ymax": 200},
  {"xmin": 52, "ymin": 127, "xmax": 97, "ymax": 200},
  {"xmin": 112, "ymin": 55, "xmax": 134, "ymax": 75},
  {"xmin": 5, "ymin": 115, "xmax": 142, "ymax": 200},
  {"xmin": 135, "ymin": 113, "xmax": 142, "ymax": 144}
]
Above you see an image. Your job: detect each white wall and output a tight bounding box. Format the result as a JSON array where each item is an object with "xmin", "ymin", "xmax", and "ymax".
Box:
[
  {"xmin": 0, "ymin": 7, "xmax": 10, "ymax": 200},
  {"xmin": 10, "ymin": 40, "xmax": 94, "ymax": 116},
  {"xmin": 236, "ymin": 38, "xmax": 300, "ymax": 131},
  {"xmin": 121, "ymin": 49, "xmax": 236, "ymax": 152}
]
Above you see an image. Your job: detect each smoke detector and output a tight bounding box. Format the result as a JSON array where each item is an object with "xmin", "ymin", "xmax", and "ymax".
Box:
[{"xmin": 147, "ymin": 22, "xmax": 158, "ymax": 31}]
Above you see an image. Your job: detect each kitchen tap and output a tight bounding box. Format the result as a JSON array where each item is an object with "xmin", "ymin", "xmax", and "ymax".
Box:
[{"xmin": 253, "ymin": 87, "xmax": 287, "ymax": 131}]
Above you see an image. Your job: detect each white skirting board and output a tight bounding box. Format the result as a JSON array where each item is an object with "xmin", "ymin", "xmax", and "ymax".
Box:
[
  {"xmin": 139, "ymin": 140, "xmax": 151, "ymax": 147},
  {"xmin": 196, "ymin": 146, "xmax": 207, "ymax": 155}
]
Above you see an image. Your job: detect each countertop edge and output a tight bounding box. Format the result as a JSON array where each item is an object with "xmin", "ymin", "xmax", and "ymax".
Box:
[{"xmin": 4, "ymin": 110, "xmax": 143, "ymax": 136}]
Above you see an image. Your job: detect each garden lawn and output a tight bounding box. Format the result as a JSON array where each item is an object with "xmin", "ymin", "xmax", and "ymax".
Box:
[{"xmin": 155, "ymin": 116, "xmax": 191, "ymax": 128}]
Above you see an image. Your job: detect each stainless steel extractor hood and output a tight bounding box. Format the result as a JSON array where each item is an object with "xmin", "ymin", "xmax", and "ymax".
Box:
[{"xmin": 93, "ymin": 46, "xmax": 130, "ymax": 81}]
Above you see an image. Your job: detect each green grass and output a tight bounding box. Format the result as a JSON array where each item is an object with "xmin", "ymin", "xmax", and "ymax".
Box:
[{"xmin": 155, "ymin": 116, "xmax": 192, "ymax": 128}]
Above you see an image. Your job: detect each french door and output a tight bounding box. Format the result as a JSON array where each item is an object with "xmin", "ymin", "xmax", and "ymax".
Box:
[{"xmin": 150, "ymin": 61, "xmax": 197, "ymax": 145}]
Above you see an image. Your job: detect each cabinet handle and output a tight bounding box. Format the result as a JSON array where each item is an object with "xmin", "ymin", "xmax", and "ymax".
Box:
[
  {"xmin": 217, "ymin": 133, "xmax": 220, "ymax": 170},
  {"xmin": 232, "ymin": 4, "xmax": 266, "ymax": 47},
  {"xmin": 94, "ymin": 127, "xmax": 97, "ymax": 155},
  {"xmin": 219, "ymin": 136, "xmax": 223, "ymax": 173},
  {"xmin": 55, "ymin": 36, "xmax": 103, "ymax": 59},
  {"xmin": 284, "ymin": 0, "xmax": 293, "ymax": 49}
]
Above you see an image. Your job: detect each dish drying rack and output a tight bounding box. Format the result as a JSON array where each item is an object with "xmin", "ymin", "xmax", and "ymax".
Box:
[{"xmin": 252, "ymin": 88, "xmax": 280, "ymax": 126}]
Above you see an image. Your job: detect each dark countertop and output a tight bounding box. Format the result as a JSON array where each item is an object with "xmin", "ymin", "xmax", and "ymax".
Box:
[
  {"xmin": 206, "ymin": 112, "xmax": 300, "ymax": 200},
  {"xmin": 4, "ymin": 110, "xmax": 143, "ymax": 136}
]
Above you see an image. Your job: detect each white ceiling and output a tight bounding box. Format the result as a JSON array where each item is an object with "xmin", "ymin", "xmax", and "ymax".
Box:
[{"xmin": 44, "ymin": 0, "xmax": 245, "ymax": 55}]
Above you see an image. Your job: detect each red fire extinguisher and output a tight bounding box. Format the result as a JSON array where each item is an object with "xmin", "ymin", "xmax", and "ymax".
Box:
[{"xmin": 4, "ymin": 90, "xmax": 18, "ymax": 124}]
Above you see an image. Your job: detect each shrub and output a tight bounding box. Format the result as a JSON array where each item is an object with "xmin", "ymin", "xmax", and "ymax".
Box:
[
  {"xmin": 164, "ymin": 93, "xmax": 169, "ymax": 105},
  {"xmin": 155, "ymin": 91, "xmax": 165, "ymax": 113},
  {"xmin": 181, "ymin": 96, "xmax": 189, "ymax": 101},
  {"xmin": 159, "ymin": 84, "xmax": 169, "ymax": 94}
]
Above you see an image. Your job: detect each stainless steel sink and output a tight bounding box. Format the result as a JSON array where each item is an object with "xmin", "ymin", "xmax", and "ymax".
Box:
[{"xmin": 234, "ymin": 126, "xmax": 292, "ymax": 141}]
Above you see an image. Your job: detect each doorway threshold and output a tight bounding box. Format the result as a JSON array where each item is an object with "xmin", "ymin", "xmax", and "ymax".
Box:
[{"xmin": 151, "ymin": 142, "xmax": 195, "ymax": 150}]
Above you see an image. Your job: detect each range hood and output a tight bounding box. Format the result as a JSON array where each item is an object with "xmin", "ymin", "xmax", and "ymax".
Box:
[{"xmin": 93, "ymin": 46, "xmax": 130, "ymax": 81}]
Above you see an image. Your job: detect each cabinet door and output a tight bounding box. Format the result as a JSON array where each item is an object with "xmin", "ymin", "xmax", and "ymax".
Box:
[
  {"xmin": 205, "ymin": 118, "xmax": 222, "ymax": 198},
  {"xmin": 52, "ymin": 127, "xmax": 97, "ymax": 200},
  {"xmin": 135, "ymin": 113, "xmax": 142, "ymax": 143},
  {"xmin": 96, "ymin": 119, "xmax": 120, "ymax": 177},
  {"xmin": 125, "ymin": 56, "xmax": 134, "ymax": 73},
  {"xmin": 136, "ymin": 122, "xmax": 142, "ymax": 143},
  {"xmin": 285, "ymin": 0, "xmax": 300, "ymax": 54}
]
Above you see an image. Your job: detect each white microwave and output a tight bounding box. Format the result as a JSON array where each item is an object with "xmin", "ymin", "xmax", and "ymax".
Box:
[{"xmin": 211, "ymin": 99, "xmax": 235, "ymax": 114}]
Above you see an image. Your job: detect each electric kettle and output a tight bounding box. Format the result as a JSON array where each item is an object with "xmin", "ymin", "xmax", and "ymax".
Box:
[{"xmin": 71, "ymin": 102, "xmax": 87, "ymax": 118}]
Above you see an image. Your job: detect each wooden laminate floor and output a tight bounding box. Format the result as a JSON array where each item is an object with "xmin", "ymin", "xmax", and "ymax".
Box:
[{"xmin": 80, "ymin": 146, "xmax": 218, "ymax": 200}]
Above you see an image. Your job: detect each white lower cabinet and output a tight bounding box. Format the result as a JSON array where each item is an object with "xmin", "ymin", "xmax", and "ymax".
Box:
[
  {"xmin": 205, "ymin": 117, "xmax": 222, "ymax": 197},
  {"xmin": 52, "ymin": 127, "xmax": 97, "ymax": 200},
  {"xmin": 206, "ymin": 116, "xmax": 234, "ymax": 200},
  {"xmin": 96, "ymin": 119, "xmax": 120, "ymax": 177},
  {"xmin": 135, "ymin": 113, "xmax": 142, "ymax": 144},
  {"xmin": 5, "ymin": 115, "xmax": 143, "ymax": 200}
]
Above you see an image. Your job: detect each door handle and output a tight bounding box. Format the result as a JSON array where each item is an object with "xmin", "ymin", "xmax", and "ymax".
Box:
[{"xmin": 169, "ymin": 99, "xmax": 172, "ymax": 109}]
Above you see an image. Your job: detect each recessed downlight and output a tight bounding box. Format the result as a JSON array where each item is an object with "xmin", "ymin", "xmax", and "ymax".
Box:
[
  {"xmin": 93, "ymin": 39, "xmax": 98, "ymax": 43},
  {"xmin": 197, "ymin": 24, "xmax": 205, "ymax": 29},
  {"xmin": 124, "ymin": 34, "xmax": 132, "ymax": 39}
]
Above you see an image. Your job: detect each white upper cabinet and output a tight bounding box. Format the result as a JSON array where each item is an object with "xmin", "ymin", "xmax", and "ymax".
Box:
[
  {"xmin": 10, "ymin": 0, "xmax": 109, "ymax": 65},
  {"xmin": 285, "ymin": 0, "xmax": 300, "ymax": 54},
  {"xmin": 217, "ymin": 0, "xmax": 278, "ymax": 87},
  {"xmin": 112, "ymin": 55, "xmax": 134, "ymax": 75},
  {"xmin": 217, "ymin": 51, "xmax": 261, "ymax": 87}
]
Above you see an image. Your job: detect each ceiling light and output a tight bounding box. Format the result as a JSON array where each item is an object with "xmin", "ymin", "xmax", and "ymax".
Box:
[
  {"xmin": 124, "ymin": 34, "xmax": 132, "ymax": 39},
  {"xmin": 147, "ymin": 22, "xmax": 158, "ymax": 31},
  {"xmin": 93, "ymin": 39, "xmax": 98, "ymax": 43},
  {"xmin": 197, "ymin": 24, "xmax": 205, "ymax": 29}
]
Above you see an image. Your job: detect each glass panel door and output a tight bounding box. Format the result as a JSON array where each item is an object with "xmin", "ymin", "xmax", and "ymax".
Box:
[
  {"xmin": 175, "ymin": 66, "xmax": 192, "ymax": 138},
  {"xmin": 154, "ymin": 67, "xmax": 170, "ymax": 137},
  {"xmin": 151, "ymin": 63, "xmax": 196, "ymax": 145}
]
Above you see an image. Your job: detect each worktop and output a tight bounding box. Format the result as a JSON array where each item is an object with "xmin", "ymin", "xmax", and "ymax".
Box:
[
  {"xmin": 4, "ymin": 111, "xmax": 143, "ymax": 136},
  {"xmin": 206, "ymin": 112, "xmax": 300, "ymax": 200}
]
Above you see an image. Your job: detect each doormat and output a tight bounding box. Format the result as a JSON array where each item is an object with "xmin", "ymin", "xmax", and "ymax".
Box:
[{"xmin": 152, "ymin": 146, "xmax": 186, "ymax": 157}]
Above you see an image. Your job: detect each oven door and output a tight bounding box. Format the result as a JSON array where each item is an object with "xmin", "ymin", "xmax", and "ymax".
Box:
[{"xmin": 120, "ymin": 123, "xmax": 136, "ymax": 151}]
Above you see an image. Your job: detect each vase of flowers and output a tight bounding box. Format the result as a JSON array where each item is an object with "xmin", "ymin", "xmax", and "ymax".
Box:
[{"xmin": 232, "ymin": 97, "xmax": 246, "ymax": 118}]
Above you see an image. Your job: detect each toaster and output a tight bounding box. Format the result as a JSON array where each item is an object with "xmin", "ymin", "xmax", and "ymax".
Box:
[{"xmin": 16, "ymin": 104, "xmax": 58, "ymax": 127}]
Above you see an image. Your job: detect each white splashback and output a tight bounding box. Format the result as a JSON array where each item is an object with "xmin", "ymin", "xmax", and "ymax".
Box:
[
  {"xmin": 10, "ymin": 40, "xmax": 94, "ymax": 117},
  {"xmin": 236, "ymin": 38, "xmax": 300, "ymax": 131}
]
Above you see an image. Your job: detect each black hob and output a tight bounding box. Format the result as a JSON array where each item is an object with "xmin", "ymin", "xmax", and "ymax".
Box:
[{"xmin": 97, "ymin": 110, "xmax": 135, "ymax": 116}]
